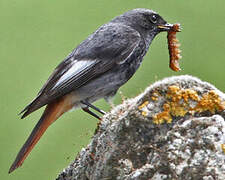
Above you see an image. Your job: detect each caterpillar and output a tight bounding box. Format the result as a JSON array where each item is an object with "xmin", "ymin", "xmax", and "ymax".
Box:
[{"xmin": 167, "ymin": 23, "xmax": 182, "ymax": 72}]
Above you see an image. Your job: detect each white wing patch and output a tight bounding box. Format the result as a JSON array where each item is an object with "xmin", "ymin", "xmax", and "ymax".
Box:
[{"xmin": 53, "ymin": 60, "xmax": 94, "ymax": 89}]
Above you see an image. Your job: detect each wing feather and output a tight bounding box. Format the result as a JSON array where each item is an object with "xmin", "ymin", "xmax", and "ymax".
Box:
[{"xmin": 21, "ymin": 23, "xmax": 144, "ymax": 118}]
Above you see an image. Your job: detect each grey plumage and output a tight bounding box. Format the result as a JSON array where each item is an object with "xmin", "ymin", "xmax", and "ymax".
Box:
[
  {"xmin": 9, "ymin": 8, "xmax": 175, "ymax": 174},
  {"xmin": 21, "ymin": 8, "xmax": 172, "ymax": 118}
]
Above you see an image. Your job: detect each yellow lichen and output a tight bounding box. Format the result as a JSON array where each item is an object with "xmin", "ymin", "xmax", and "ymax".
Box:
[
  {"xmin": 153, "ymin": 86, "xmax": 225, "ymax": 125},
  {"xmin": 194, "ymin": 90, "xmax": 225, "ymax": 114},
  {"xmin": 153, "ymin": 103, "xmax": 172, "ymax": 124},
  {"xmin": 151, "ymin": 91, "xmax": 160, "ymax": 101},
  {"xmin": 151, "ymin": 96, "xmax": 158, "ymax": 101},
  {"xmin": 171, "ymin": 105, "xmax": 187, "ymax": 117},
  {"xmin": 141, "ymin": 111, "xmax": 148, "ymax": 117},
  {"xmin": 138, "ymin": 101, "xmax": 149, "ymax": 110},
  {"xmin": 221, "ymin": 144, "xmax": 225, "ymax": 154},
  {"xmin": 138, "ymin": 101, "xmax": 149, "ymax": 117}
]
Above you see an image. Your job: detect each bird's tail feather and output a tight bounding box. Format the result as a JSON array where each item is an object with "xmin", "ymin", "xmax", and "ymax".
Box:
[
  {"xmin": 19, "ymin": 94, "xmax": 47, "ymax": 119},
  {"xmin": 9, "ymin": 96, "xmax": 72, "ymax": 173}
]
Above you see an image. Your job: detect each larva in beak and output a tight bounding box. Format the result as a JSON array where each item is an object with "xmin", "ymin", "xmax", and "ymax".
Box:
[{"xmin": 167, "ymin": 23, "xmax": 182, "ymax": 72}]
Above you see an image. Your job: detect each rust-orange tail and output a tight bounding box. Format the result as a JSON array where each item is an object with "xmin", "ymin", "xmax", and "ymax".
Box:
[{"xmin": 9, "ymin": 96, "xmax": 72, "ymax": 173}]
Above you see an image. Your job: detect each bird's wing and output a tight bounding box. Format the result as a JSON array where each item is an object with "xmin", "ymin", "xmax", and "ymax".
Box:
[{"xmin": 20, "ymin": 23, "xmax": 145, "ymax": 118}]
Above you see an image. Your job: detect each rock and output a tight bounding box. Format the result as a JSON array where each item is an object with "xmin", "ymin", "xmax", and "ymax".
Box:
[{"xmin": 56, "ymin": 75, "xmax": 225, "ymax": 180}]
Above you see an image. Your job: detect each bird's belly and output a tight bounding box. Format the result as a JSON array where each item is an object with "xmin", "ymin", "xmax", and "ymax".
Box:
[{"xmin": 70, "ymin": 60, "xmax": 141, "ymax": 106}]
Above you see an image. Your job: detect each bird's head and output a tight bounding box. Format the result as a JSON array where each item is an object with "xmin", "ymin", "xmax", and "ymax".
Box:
[{"xmin": 113, "ymin": 8, "xmax": 173, "ymax": 38}]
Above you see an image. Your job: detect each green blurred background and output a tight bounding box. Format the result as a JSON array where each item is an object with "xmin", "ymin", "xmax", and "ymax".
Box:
[{"xmin": 0, "ymin": 0, "xmax": 224, "ymax": 179}]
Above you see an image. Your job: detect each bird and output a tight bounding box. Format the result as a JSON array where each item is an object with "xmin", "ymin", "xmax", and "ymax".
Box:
[{"xmin": 9, "ymin": 8, "xmax": 174, "ymax": 173}]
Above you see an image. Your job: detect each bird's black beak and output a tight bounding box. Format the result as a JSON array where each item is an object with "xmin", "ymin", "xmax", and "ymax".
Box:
[{"xmin": 157, "ymin": 23, "xmax": 174, "ymax": 32}]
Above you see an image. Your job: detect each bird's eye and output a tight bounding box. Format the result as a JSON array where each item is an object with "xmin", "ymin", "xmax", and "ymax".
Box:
[{"xmin": 149, "ymin": 14, "xmax": 158, "ymax": 24}]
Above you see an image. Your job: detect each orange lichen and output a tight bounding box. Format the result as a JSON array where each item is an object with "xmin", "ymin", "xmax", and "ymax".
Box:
[
  {"xmin": 195, "ymin": 90, "xmax": 225, "ymax": 114},
  {"xmin": 138, "ymin": 101, "xmax": 149, "ymax": 110},
  {"xmin": 153, "ymin": 103, "xmax": 172, "ymax": 124},
  {"xmin": 151, "ymin": 96, "xmax": 158, "ymax": 101},
  {"xmin": 138, "ymin": 101, "xmax": 149, "ymax": 117},
  {"xmin": 141, "ymin": 111, "xmax": 148, "ymax": 117},
  {"xmin": 151, "ymin": 92, "xmax": 160, "ymax": 101},
  {"xmin": 167, "ymin": 85, "xmax": 199, "ymax": 102},
  {"xmin": 153, "ymin": 86, "xmax": 225, "ymax": 124},
  {"xmin": 221, "ymin": 144, "xmax": 225, "ymax": 154},
  {"xmin": 168, "ymin": 23, "xmax": 182, "ymax": 72}
]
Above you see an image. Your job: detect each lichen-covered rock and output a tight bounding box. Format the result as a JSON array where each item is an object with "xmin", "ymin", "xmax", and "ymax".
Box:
[{"xmin": 56, "ymin": 75, "xmax": 225, "ymax": 180}]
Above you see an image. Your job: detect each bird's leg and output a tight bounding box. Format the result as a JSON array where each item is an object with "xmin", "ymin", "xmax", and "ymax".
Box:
[
  {"xmin": 82, "ymin": 107, "xmax": 101, "ymax": 120},
  {"xmin": 109, "ymin": 101, "xmax": 115, "ymax": 109},
  {"xmin": 104, "ymin": 90, "xmax": 117, "ymax": 109},
  {"xmin": 81, "ymin": 100, "xmax": 106, "ymax": 115},
  {"xmin": 119, "ymin": 91, "xmax": 126, "ymax": 103},
  {"xmin": 104, "ymin": 96, "xmax": 115, "ymax": 109}
]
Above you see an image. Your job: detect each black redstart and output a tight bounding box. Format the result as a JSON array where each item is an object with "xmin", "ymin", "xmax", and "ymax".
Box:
[{"xmin": 9, "ymin": 8, "xmax": 175, "ymax": 173}]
